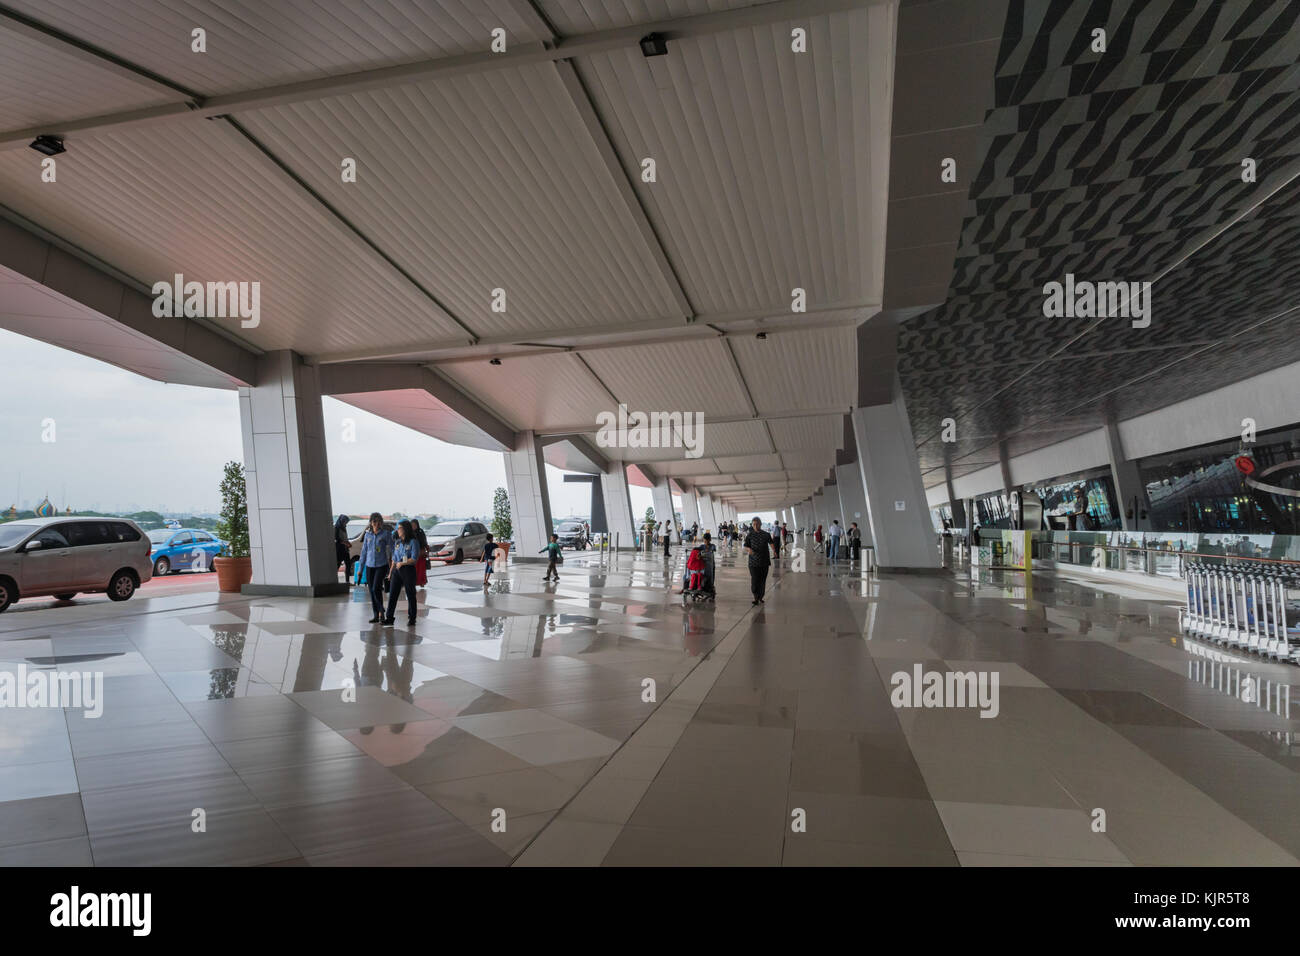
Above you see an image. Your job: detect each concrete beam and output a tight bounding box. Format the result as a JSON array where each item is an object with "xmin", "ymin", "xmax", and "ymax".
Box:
[{"xmin": 317, "ymin": 361, "xmax": 516, "ymax": 451}]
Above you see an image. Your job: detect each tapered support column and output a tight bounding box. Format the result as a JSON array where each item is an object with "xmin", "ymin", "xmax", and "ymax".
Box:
[
  {"xmin": 811, "ymin": 489, "xmax": 827, "ymax": 530},
  {"xmin": 651, "ymin": 477, "xmax": 679, "ymax": 542},
  {"xmin": 239, "ymin": 350, "xmax": 346, "ymax": 597},
  {"xmin": 835, "ymin": 462, "xmax": 873, "ymax": 546},
  {"xmin": 699, "ymin": 494, "xmax": 717, "ymax": 531},
  {"xmin": 1106, "ymin": 420, "xmax": 1148, "ymax": 531},
  {"xmin": 680, "ymin": 489, "xmax": 701, "ymax": 530},
  {"xmin": 504, "ymin": 430, "xmax": 553, "ymax": 562},
  {"xmin": 851, "ymin": 394, "xmax": 941, "ymax": 571},
  {"xmin": 601, "ymin": 463, "xmax": 637, "ymax": 548}
]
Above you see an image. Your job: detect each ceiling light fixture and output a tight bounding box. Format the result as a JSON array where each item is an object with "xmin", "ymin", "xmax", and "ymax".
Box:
[
  {"xmin": 30, "ymin": 135, "xmax": 65, "ymax": 156},
  {"xmin": 639, "ymin": 32, "xmax": 668, "ymax": 57},
  {"xmin": 755, "ymin": 332, "xmax": 767, "ymax": 340}
]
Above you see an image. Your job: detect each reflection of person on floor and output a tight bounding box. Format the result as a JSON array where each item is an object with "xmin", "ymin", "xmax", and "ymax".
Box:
[
  {"xmin": 381, "ymin": 647, "xmax": 415, "ymax": 709},
  {"xmin": 354, "ymin": 641, "xmax": 383, "ymax": 694}
]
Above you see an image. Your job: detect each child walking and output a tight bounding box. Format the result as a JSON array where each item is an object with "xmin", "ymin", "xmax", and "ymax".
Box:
[
  {"xmin": 482, "ymin": 533, "xmax": 498, "ymax": 588},
  {"xmin": 540, "ymin": 533, "xmax": 561, "ymax": 581}
]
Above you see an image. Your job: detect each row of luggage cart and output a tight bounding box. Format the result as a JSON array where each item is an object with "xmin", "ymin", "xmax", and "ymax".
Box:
[{"xmin": 1180, "ymin": 560, "xmax": 1300, "ymax": 663}]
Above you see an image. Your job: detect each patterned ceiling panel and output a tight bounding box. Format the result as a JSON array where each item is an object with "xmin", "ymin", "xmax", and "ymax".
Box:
[{"xmin": 900, "ymin": 0, "xmax": 1300, "ymax": 487}]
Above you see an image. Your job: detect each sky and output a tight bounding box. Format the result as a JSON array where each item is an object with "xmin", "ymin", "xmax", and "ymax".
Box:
[{"xmin": 0, "ymin": 329, "xmax": 671, "ymax": 521}]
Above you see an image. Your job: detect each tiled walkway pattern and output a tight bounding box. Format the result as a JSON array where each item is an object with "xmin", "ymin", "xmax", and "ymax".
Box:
[{"xmin": 1, "ymin": 543, "xmax": 1297, "ymax": 866}]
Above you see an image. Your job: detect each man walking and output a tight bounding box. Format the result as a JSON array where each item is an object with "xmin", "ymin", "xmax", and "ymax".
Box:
[
  {"xmin": 743, "ymin": 516, "xmax": 774, "ymax": 605},
  {"xmin": 360, "ymin": 512, "xmax": 394, "ymax": 624},
  {"xmin": 828, "ymin": 519, "xmax": 842, "ymax": 560}
]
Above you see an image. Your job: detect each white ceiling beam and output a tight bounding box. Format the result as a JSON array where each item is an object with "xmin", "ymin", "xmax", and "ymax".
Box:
[
  {"xmin": 302, "ymin": 303, "xmax": 874, "ymax": 366},
  {"xmin": 0, "ymin": 6, "xmax": 198, "ymax": 101}
]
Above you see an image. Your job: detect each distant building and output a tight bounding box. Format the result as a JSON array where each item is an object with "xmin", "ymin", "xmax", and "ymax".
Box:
[{"xmin": 34, "ymin": 496, "xmax": 55, "ymax": 517}]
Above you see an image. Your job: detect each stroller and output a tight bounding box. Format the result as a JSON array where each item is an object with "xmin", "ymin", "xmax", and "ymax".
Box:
[{"xmin": 682, "ymin": 545, "xmax": 715, "ymax": 604}]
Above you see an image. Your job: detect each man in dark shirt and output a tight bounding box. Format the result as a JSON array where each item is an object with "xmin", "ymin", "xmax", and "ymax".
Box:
[{"xmin": 742, "ymin": 516, "xmax": 773, "ymax": 605}]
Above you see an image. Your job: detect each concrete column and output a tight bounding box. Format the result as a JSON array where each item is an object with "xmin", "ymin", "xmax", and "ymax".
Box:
[
  {"xmin": 699, "ymin": 494, "xmax": 717, "ymax": 531},
  {"xmin": 601, "ymin": 463, "xmax": 637, "ymax": 548},
  {"xmin": 1106, "ymin": 420, "xmax": 1148, "ymax": 531},
  {"xmin": 680, "ymin": 488, "xmax": 700, "ymax": 531},
  {"xmin": 811, "ymin": 489, "xmax": 826, "ymax": 530},
  {"xmin": 504, "ymin": 430, "xmax": 553, "ymax": 562},
  {"xmin": 851, "ymin": 394, "xmax": 941, "ymax": 571},
  {"xmin": 825, "ymin": 483, "xmax": 842, "ymax": 528},
  {"xmin": 835, "ymin": 462, "xmax": 873, "ymax": 546},
  {"xmin": 651, "ymin": 477, "xmax": 679, "ymax": 542},
  {"xmin": 238, "ymin": 350, "xmax": 345, "ymax": 596},
  {"xmin": 944, "ymin": 465, "xmax": 967, "ymax": 529}
]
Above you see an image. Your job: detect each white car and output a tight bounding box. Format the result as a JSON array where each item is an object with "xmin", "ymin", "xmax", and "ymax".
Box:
[{"xmin": 0, "ymin": 516, "xmax": 153, "ymax": 612}]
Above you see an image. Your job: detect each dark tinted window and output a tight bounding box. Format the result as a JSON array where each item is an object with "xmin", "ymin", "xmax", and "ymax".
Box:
[
  {"xmin": 172, "ymin": 532, "xmax": 194, "ymax": 546},
  {"xmin": 31, "ymin": 526, "xmax": 71, "ymax": 549},
  {"xmin": 112, "ymin": 523, "xmax": 141, "ymax": 542},
  {"xmin": 72, "ymin": 522, "xmax": 116, "ymax": 546},
  {"xmin": 193, "ymin": 531, "xmax": 214, "ymax": 542}
]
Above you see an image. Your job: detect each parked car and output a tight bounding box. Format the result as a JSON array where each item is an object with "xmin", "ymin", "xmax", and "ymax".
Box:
[
  {"xmin": 0, "ymin": 516, "xmax": 153, "ymax": 612},
  {"xmin": 556, "ymin": 520, "xmax": 588, "ymax": 550},
  {"xmin": 425, "ymin": 520, "xmax": 490, "ymax": 564},
  {"xmin": 147, "ymin": 528, "xmax": 226, "ymax": 575}
]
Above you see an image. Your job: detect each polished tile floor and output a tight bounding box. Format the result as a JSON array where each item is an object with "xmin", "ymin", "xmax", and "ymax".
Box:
[{"xmin": 1, "ymin": 541, "xmax": 1296, "ymax": 866}]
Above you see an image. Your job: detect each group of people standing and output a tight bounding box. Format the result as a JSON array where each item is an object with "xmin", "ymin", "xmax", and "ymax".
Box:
[
  {"xmin": 333, "ymin": 512, "xmax": 430, "ymax": 627},
  {"xmin": 809, "ymin": 519, "xmax": 863, "ymax": 561}
]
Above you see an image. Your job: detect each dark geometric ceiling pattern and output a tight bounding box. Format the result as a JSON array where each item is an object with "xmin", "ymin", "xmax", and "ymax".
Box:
[{"xmin": 898, "ymin": 0, "xmax": 1300, "ymax": 488}]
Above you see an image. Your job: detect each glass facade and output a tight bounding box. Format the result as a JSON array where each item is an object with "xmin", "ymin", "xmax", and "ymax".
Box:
[
  {"xmin": 1139, "ymin": 424, "xmax": 1300, "ymax": 534},
  {"xmin": 971, "ymin": 472, "xmax": 1119, "ymax": 531}
]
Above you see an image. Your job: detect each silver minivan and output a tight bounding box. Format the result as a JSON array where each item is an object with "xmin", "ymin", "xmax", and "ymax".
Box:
[
  {"xmin": 0, "ymin": 516, "xmax": 153, "ymax": 612},
  {"xmin": 426, "ymin": 520, "xmax": 490, "ymax": 564}
]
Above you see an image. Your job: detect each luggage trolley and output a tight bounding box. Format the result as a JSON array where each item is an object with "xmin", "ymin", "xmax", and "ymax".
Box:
[{"xmin": 1180, "ymin": 560, "xmax": 1300, "ymax": 663}]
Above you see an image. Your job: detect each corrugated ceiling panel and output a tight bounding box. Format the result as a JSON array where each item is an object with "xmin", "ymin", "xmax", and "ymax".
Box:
[
  {"xmin": 769, "ymin": 413, "xmax": 841, "ymax": 453},
  {"xmin": 577, "ymin": 6, "xmax": 888, "ymax": 316},
  {"xmin": 537, "ymin": 0, "xmax": 763, "ymax": 36},
  {"xmin": 438, "ymin": 352, "xmax": 612, "ymax": 431},
  {"xmin": 0, "ymin": 28, "xmax": 172, "ymax": 129},
  {"xmin": 2, "ymin": 0, "xmax": 548, "ymax": 97},
  {"xmin": 0, "ymin": 120, "xmax": 465, "ymax": 353},
  {"xmin": 729, "ymin": 325, "xmax": 856, "ymax": 413},
  {"xmin": 236, "ymin": 63, "xmax": 681, "ymax": 342},
  {"xmin": 710, "ymin": 453, "xmax": 781, "ymax": 473},
  {"xmin": 564, "ymin": 417, "xmax": 769, "ymax": 462},
  {"xmin": 581, "ymin": 338, "xmax": 751, "ymax": 417}
]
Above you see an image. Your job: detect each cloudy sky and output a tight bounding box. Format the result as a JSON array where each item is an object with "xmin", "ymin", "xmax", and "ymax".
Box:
[{"xmin": 0, "ymin": 329, "xmax": 673, "ymax": 521}]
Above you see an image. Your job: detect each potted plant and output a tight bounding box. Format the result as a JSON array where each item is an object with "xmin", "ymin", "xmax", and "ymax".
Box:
[{"xmin": 213, "ymin": 461, "xmax": 253, "ymax": 592}]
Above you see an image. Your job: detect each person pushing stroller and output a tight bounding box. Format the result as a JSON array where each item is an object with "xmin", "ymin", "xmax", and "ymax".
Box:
[{"xmin": 678, "ymin": 532, "xmax": 716, "ymax": 599}]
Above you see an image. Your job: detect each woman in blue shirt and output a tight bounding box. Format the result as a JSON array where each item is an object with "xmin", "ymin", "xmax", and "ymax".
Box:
[
  {"xmin": 361, "ymin": 512, "xmax": 394, "ymax": 623},
  {"xmin": 384, "ymin": 520, "xmax": 421, "ymax": 626}
]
